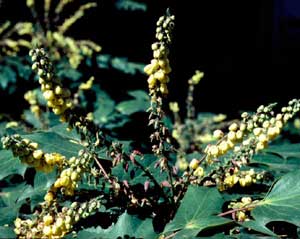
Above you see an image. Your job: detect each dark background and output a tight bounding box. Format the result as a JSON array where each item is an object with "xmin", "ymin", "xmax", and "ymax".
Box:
[{"xmin": 1, "ymin": 0, "xmax": 300, "ymax": 116}]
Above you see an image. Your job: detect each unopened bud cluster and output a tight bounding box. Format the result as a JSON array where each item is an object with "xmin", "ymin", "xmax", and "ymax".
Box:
[
  {"xmin": 29, "ymin": 48, "xmax": 73, "ymax": 122},
  {"xmin": 14, "ymin": 198, "xmax": 100, "ymax": 238},
  {"xmin": 228, "ymin": 197, "xmax": 257, "ymax": 222},
  {"xmin": 144, "ymin": 14, "xmax": 174, "ymax": 95},
  {"xmin": 205, "ymin": 99, "xmax": 300, "ymax": 164},
  {"xmin": 1, "ymin": 134, "xmax": 65, "ymax": 172}
]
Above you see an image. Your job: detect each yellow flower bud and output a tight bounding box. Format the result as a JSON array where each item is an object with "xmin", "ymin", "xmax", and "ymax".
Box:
[
  {"xmin": 237, "ymin": 211, "xmax": 246, "ymax": 221},
  {"xmin": 241, "ymin": 197, "xmax": 252, "ymax": 204},
  {"xmin": 275, "ymin": 120, "xmax": 283, "ymax": 129},
  {"xmin": 55, "ymin": 85, "xmax": 63, "ymax": 95},
  {"xmin": 258, "ymin": 134, "xmax": 268, "ymax": 143},
  {"xmin": 147, "ymin": 75, "xmax": 156, "ymax": 88},
  {"xmin": 60, "ymin": 176, "xmax": 70, "ymax": 186},
  {"xmin": 43, "ymin": 226, "xmax": 52, "ymax": 236},
  {"xmin": 236, "ymin": 130, "xmax": 243, "ymax": 140},
  {"xmin": 43, "ymin": 215, "xmax": 54, "ymax": 226},
  {"xmin": 193, "ymin": 166, "xmax": 204, "ymax": 177},
  {"xmin": 219, "ymin": 141, "xmax": 229, "ymax": 153},
  {"xmin": 44, "ymin": 192, "xmax": 54, "ymax": 203},
  {"xmin": 43, "ymin": 90, "xmax": 55, "ymax": 101},
  {"xmin": 189, "ymin": 158, "xmax": 199, "ymax": 170},
  {"xmin": 33, "ymin": 149, "xmax": 43, "ymax": 160},
  {"xmin": 213, "ymin": 129, "xmax": 224, "ymax": 139},
  {"xmin": 209, "ymin": 145, "xmax": 219, "ymax": 157},
  {"xmin": 178, "ymin": 160, "xmax": 188, "ymax": 171},
  {"xmin": 154, "ymin": 69, "xmax": 165, "ymax": 82},
  {"xmin": 253, "ymin": 127, "xmax": 262, "ymax": 136},
  {"xmin": 29, "ymin": 142, "xmax": 38, "ymax": 149},
  {"xmin": 229, "ymin": 123, "xmax": 238, "ymax": 132},
  {"xmin": 71, "ymin": 171, "xmax": 79, "ymax": 181},
  {"xmin": 160, "ymin": 83, "xmax": 168, "ymax": 94},
  {"xmin": 228, "ymin": 131, "xmax": 236, "ymax": 141}
]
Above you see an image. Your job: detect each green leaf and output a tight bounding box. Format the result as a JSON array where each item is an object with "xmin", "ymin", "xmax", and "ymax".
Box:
[
  {"xmin": 0, "ymin": 183, "xmax": 31, "ymax": 225},
  {"xmin": 252, "ymin": 153, "xmax": 300, "ymax": 174},
  {"xmin": 48, "ymin": 123, "xmax": 80, "ymax": 141},
  {"xmin": 112, "ymin": 154, "xmax": 168, "ymax": 185},
  {"xmin": 264, "ymin": 143, "xmax": 300, "ymax": 159},
  {"xmin": 96, "ymin": 54, "xmax": 145, "ymax": 75},
  {"xmin": 5, "ymin": 56, "xmax": 31, "ymax": 80},
  {"xmin": 0, "ymin": 206, "xmax": 19, "ymax": 226},
  {"xmin": 0, "ymin": 150, "xmax": 27, "ymax": 180},
  {"xmin": 57, "ymin": 63, "xmax": 82, "ymax": 81},
  {"xmin": 241, "ymin": 169, "xmax": 300, "ymax": 236},
  {"xmin": 1, "ymin": 182, "xmax": 30, "ymax": 207},
  {"xmin": 115, "ymin": 0, "xmax": 147, "ymax": 11},
  {"xmin": 76, "ymin": 212, "xmax": 157, "ymax": 239},
  {"xmin": 22, "ymin": 131, "xmax": 82, "ymax": 158},
  {"xmin": 163, "ymin": 186, "xmax": 231, "ymax": 238},
  {"xmin": 23, "ymin": 110, "xmax": 43, "ymax": 129},
  {"xmin": 18, "ymin": 171, "xmax": 56, "ymax": 209},
  {"xmin": 116, "ymin": 90, "xmax": 149, "ymax": 115},
  {"xmin": 128, "ymin": 90, "xmax": 149, "ymax": 100},
  {"xmin": 93, "ymin": 88, "xmax": 115, "ymax": 124},
  {"xmin": 0, "ymin": 226, "xmax": 15, "ymax": 238},
  {"xmin": 0, "ymin": 65, "xmax": 16, "ymax": 90}
]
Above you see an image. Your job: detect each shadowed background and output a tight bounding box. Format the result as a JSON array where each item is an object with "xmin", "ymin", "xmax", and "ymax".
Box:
[{"xmin": 1, "ymin": 0, "xmax": 300, "ymax": 117}]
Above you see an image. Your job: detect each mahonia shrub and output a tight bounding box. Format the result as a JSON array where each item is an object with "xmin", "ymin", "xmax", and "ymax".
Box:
[{"xmin": 1, "ymin": 7, "xmax": 300, "ymax": 239}]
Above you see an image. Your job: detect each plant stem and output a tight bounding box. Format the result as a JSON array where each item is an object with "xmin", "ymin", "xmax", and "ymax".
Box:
[
  {"xmin": 218, "ymin": 203, "xmax": 258, "ymax": 217},
  {"xmin": 164, "ymin": 231, "xmax": 178, "ymax": 239},
  {"xmin": 132, "ymin": 157, "xmax": 170, "ymax": 203},
  {"xmin": 93, "ymin": 155, "xmax": 113, "ymax": 185}
]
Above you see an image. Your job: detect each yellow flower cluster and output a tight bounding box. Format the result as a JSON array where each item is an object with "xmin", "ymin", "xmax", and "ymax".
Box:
[
  {"xmin": 169, "ymin": 102, "xmax": 179, "ymax": 113},
  {"xmin": 205, "ymin": 122, "xmax": 244, "ymax": 162},
  {"xmin": 30, "ymin": 48, "xmax": 73, "ymax": 122},
  {"xmin": 220, "ymin": 168, "xmax": 263, "ymax": 190},
  {"xmin": 79, "ymin": 76, "xmax": 94, "ymax": 90},
  {"xmin": 249, "ymin": 102, "xmax": 299, "ymax": 151},
  {"xmin": 228, "ymin": 197, "xmax": 257, "ymax": 222},
  {"xmin": 48, "ymin": 32, "xmax": 101, "ymax": 68},
  {"xmin": 205, "ymin": 99, "xmax": 300, "ymax": 163},
  {"xmin": 54, "ymin": 164, "xmax": 80, "ymax": 196},
  {"xmin": 24, "ymin": 90, "xmax": 41, "ymax": 118},
  {"xmin": 144, "ymin": 14, "xmax": 175, "ymax": 95},
  {"xmin": 1, "ymin": 134, "xmax": 65, "ymax": 172},
  {"xmin": 58, "ymin": 2, "xmax": 97, "ymax": 34},
  {"xmin": 190, "ymin": 70, "xmax": 204, "ymax": 85},
  {"xmin": 14, "ymin": 199, "xmax": 100, "ymax": 238},
  {"xmin": 53, "ymin": 150, "xmax": 92, "ymax": 196},
  {"xmin": 0, "ymin": 21, "xmax": 33, "ymax": 56}
]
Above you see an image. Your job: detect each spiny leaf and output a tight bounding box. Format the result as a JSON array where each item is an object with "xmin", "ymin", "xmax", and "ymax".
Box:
[
  {"xmin": 241, "ymin": 169, "xmax": 300, "ymax": 236},
  {"xmin": 264, "ymin": 143, "xmax": 300, "ymax": 159},
  {"xmin": 22, "ymin": 131, "xmax": 83, "ymax": 158},
  {"xmin": 0, "ymin": 65, "xmax": 16, "ymax": 90},
  {"xmin": 18, "ymin": 171, "xmax": 56, "ymax": 210},
  {"xmin": 0, "ymin": 226, "xmax": 15, "ymax": 238},
  {"xmin": 93, "ymin": 88, "xmax": 115, "ymax": 124},
  {"xmin": 75, "ymin": 212, "xmax": 157, "ymax": 239},
  {"xmin": 1, "ymin": 182, "xmax": 30, "ymax": 207},
  {"xmin": 251, "ymin": 153, "xmax": 300, "ymax": 174},
  {"xmin": 0, "ymin": 150, "xmax": 27, "ymax": 180},
  {"xmin": 163, "ymin": 186, "xmax": 231, "ymax": 238},
  {"xmin": 116, "ymin": 90, "xmax": 149, "ymax": 115}
]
